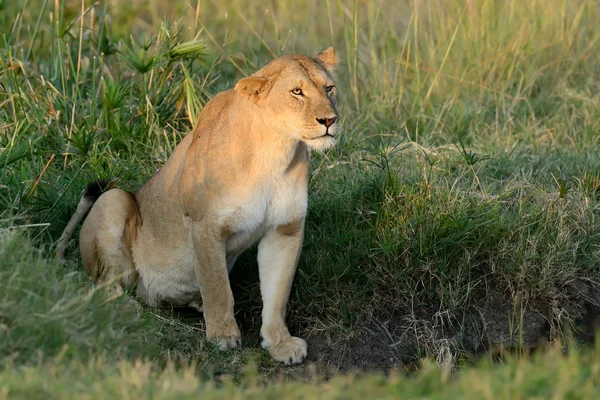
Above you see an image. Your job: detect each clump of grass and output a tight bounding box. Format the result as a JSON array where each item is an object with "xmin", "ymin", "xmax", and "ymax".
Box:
[
  {"xmin": 0, "ymin": 229, "xmax": 157, "ymax": 365},
  {"xmin": 0, "ymin": 0, "xmax": 211, "ymax": 240}
]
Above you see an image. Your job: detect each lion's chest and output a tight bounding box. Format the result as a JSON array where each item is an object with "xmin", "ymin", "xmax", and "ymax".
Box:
[{"xmin": 221, "ymin": 177, "xmax": 307, "ymax": 256}]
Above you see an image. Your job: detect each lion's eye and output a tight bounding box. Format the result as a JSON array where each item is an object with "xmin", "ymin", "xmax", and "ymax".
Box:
[
  {"xmin": 291, "ymin": 88, "xmax": 303, "ymax": 96},
  {"xmin": 326, "ymin": 85, "xmax": 335, "ymax": 93}
]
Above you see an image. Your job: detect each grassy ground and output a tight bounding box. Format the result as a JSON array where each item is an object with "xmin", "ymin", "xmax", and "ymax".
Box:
[
  {"xmin": 4, "ymin": 342, "xmax": 600, "ymax": 399},
  {"xmin": 2, "ymin": 230, "xmax": 600, "ymax": 399},
  {"xmin": 1, "ymin": 0, "xmax": 600, "ymax": 395}
]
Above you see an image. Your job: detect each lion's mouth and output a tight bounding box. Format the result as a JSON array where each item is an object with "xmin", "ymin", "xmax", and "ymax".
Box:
[
  {"xmin": 320, "ymin": 128, "xmax": 337, "ymax": 138},
  {"xmin": 304, "ymin": 133, "xmax": 333, "ymax": 141},
  {"xmin": 311, "ymin": 133, "xmax": 335, "ymax": 141},
  {"xmin": 303, "ymin": 129, "xmax": 337, "ymax": 142}
]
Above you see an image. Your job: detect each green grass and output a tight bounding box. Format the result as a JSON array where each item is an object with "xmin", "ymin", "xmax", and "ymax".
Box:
[
  {"xmin": 2, "ymin": 229, "xmax": 600, "ymax": 398},
  {"xmin": 3, "ymin": 339, "xmax": 600, "ymax": 399},
  {"xmin": 1, "ymin": 0, "xmax": 600, "ymax": 395},
  {"xmin": 0, "ymin": 229, "xmax": 159, "ymax": 366}
]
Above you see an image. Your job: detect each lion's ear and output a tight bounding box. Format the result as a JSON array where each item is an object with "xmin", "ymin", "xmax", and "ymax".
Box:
[
  {"xmin": 315, "ymin": 47, "xmax": 338, "ymax": 72},
  {"xmin": 235, "ymin": 76, "xmax": 269, "ymax": 100}
]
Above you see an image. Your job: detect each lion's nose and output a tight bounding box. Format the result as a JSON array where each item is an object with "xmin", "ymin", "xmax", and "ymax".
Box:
[{"xmin": 316, "ymin": 116, "xmax": 337, "ymax": 128}]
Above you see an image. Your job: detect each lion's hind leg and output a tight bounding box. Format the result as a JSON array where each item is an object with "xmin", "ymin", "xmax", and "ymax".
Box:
[{"xmin": 79, "ymin": 189, "xmax": 141, "ymax": 308}]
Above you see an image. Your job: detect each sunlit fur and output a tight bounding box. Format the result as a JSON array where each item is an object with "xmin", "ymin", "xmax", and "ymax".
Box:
[{"xmin": 55, "ymin": 48, "xmax": 340, "ymax": 365}]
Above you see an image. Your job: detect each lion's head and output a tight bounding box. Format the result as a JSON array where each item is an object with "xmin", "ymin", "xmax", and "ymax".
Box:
[{"xmin": 234, "ymin": 47, "xmax": 340, "ymax": 151}]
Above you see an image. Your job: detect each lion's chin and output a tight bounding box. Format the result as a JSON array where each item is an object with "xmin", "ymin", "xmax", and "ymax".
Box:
[{"xmin": 304, "ymin": 134, "xmax": 337, "ymax": 152}]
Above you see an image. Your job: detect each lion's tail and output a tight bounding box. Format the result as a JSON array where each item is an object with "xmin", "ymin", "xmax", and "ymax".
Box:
[{"xmin": 55, "ymin": 180, "xmax": 112, "ymax": 260}]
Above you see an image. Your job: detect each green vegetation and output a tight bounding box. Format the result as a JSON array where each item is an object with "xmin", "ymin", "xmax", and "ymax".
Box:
[
  {"xmin": 1, "ymin": 0, "xmax": 600, "ymax": 396},
  {"xmin": 3, "ymin": 343, "xmax": 600, "ymax": 399}
]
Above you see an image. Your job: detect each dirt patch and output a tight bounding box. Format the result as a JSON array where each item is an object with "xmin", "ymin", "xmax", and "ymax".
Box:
[
  {"xmin": 304, "ymin": 327, "xmax": 411, "ymax": 373},
  {"xmin": 297, "ymin": 279, "xmax": 600, "ymax": 372},
  {"xmin": 168, "ymin": 277, "xmax": 600, "ymax": 374},
  {"xmin": 562, "ymin": 278, "xmax": 600, "ymax": 343},
  {"xmin": 479, "ymin": 290, "xmax": 550, "ymax": 350}
]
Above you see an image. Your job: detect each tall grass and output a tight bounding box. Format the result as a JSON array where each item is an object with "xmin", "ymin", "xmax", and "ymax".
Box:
[{"xmin": 1, "ymin": 0, "xmax": 599, "ymax": 382}]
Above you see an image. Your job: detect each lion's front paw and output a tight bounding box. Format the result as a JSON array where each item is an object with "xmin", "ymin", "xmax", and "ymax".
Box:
[
  {"xmin": 207, "ymin": 320, "xmax": 242, "ymax": 350},
  {"xmin": 215, "ymin": 333, "xmax": 241, "ymax": 350},
  {"xmin": 262, "ymin": 336, "xmax": 307, "ymax": 365}
]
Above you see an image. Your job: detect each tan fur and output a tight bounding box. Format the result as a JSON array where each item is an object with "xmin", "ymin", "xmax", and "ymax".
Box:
[{"xmin": 55, "ymin": 48, "xmax": 340, "ymax": 365}]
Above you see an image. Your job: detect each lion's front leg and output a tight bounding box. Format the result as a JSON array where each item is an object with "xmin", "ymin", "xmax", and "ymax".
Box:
[
  {"xmin": 190, "ymin": 220, "xmax": 241, "ymax": 350},
  {"xmin": 257, "ymin": 220, "xmax": 307, "ymax": 365}
]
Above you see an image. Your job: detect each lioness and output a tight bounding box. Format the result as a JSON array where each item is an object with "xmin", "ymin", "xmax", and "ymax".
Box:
[{"xmin": 55, "ymin": 47, "xmax": 340, "ymax": 364}]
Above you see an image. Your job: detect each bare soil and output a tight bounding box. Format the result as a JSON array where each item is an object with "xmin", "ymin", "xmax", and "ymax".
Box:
[
  {"xmin": 170, "ymin": 270, "xmax": 600, "ymax": 374},
  {"xmin": 300, "ymin": 278, "xmax": 600, "ymax": 372}
]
